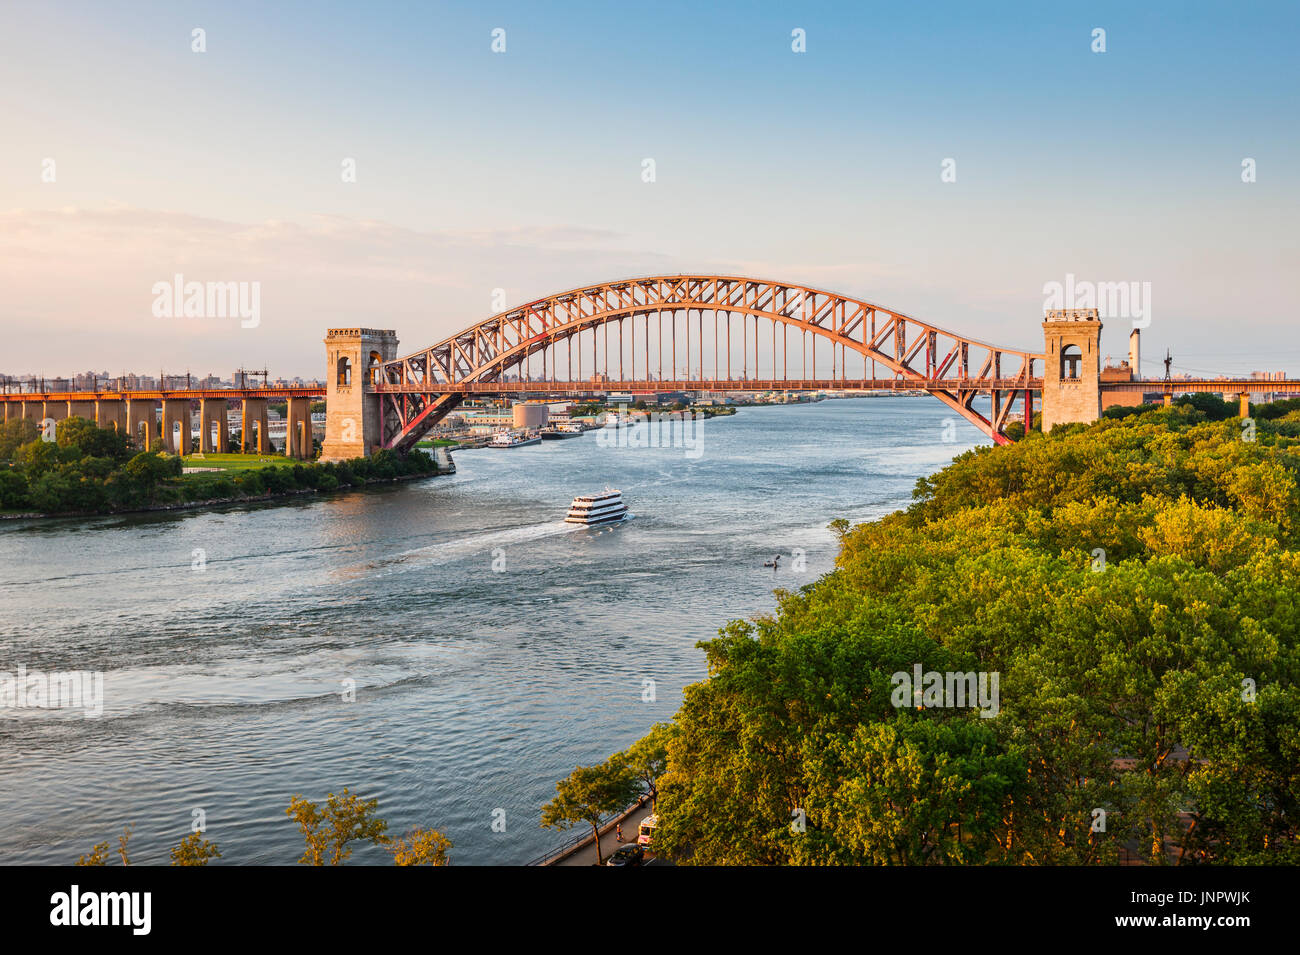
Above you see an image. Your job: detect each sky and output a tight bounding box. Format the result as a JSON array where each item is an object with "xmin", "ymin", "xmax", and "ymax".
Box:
[{"xmin": 1, "ymin": 0, "xmax": 1297, "ymax": 380}]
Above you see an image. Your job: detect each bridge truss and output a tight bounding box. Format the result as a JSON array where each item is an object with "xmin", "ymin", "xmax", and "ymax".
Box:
[{"xmin": 375, "ymin": 275, "xmax": 1044, "ymax": 452}]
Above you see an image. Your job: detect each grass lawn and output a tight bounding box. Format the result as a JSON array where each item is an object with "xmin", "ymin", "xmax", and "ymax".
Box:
[
  {"xmin": 415, "ymin": 439, "xmax": 458, "ymax": 447},
  {"xmin": 181, "ymin": 453, "xmax": 299, "ymax": 472}
]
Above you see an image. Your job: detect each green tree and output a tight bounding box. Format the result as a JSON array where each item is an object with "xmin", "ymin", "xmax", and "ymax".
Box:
[
  {"xmin": 0, "ymin": 469, "xmax": 28, "ymax": 509},
  {"xmin": 56, "ymin": 417, "xmax": 131, "ymax": 461},
  {"xmin": 388, "ymin": 826, "xmax": 453, "ymax": 866},
  {"xmin": 16, "ymin": 438, "xmax": 66, "ymax": 476},
  {"xmin": 618, "ymin": 722, "xmax": 673, "ymax": 811},
  {"xmin": 541, "ymin": 760, "xmax": 639, "ymax": 865},
  {"xmin": 792, "ymin": 718, "xmax": 1021, "ymax": 865},
  {"xmin": 26, "ymin": 470, "xmax": 76, "ymax": 512},
  {"xmin": 170, "ymin": 832, "xmax": 222, "ymax": 866},
  {"xmin": 75, "ymin": 825, "xmax": 132, "ymax": 865},
  {"xmin": 122, "ymin": 449, "xmax": 180, "ymax": 491},
  {"xmin": 75, "ymin": 842, "xmax": 110, "ymax": 866},
  {"xmin": 0, "ymin": 419, "xmax": 39, "ymax": 461},
  {"xmin": 631, "ymin": 402, "xmax": 1300, "ymax": 865},
  {"xmin": 285, "ymin": 789, "xmax": 389, "ymax": 865}
]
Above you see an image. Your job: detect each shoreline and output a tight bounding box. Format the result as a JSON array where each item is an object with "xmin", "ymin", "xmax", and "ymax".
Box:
[{"xmin": 0, "ymin": 466, "xmax": 453, "ymax": 523}]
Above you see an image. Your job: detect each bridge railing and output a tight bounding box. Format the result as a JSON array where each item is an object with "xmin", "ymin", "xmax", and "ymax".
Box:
[{"xmin": 374, "ymin": 377, "xmax": 1045, "ymax": 395}]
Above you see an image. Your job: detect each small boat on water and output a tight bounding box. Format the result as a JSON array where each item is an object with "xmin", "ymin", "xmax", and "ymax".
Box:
[
  {"xmin": 763, "ymin": 555, "xmax": 781, "ymax": 568},
  {"xmin": 490, "ymin": 430, "xmax": 542, "ymax": 448},
  {"xmin": 540, "ymin": 428, "xmax": 583, "ymax": 440},
  {"xmin": 565, "ymin": 489, "xmax": 628, "ymax": 525}
]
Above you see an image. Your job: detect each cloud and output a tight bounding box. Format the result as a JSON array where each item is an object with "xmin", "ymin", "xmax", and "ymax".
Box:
[{"xmin": 0, "ymin": 205, "xmax": 662, "ymax": 375}]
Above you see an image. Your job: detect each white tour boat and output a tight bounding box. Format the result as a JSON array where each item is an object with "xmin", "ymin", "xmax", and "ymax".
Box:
[{"xmin": 565, "ymin": 489, "xmax": 628, "ymax": 525}]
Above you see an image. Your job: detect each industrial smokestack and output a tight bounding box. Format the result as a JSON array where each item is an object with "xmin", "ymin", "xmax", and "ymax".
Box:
[{"xmin": 1129, "ymin": 328, "xmax": 1140, "ymax": 381}]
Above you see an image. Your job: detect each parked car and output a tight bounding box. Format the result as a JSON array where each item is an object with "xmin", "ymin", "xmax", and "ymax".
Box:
[{"xmin": 606, "ymin": 844, "xmax": 645, "ymax": 867}]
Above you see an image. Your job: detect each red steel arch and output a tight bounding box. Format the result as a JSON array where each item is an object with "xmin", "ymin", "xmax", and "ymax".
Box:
[{"xmin": 376, "ymin": 275, "xmax": 1044, "ymax": 451}]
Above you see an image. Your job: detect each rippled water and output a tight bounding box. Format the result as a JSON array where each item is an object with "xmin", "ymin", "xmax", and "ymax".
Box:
[{"xmin": 0, "ymin": 398, "xmax": 987, "ymax": 865}]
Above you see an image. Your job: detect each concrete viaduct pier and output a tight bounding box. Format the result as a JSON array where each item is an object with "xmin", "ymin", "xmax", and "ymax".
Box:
[{"xmin": 0, "ymin": 387, "xmax": 322, "ymax": 458}]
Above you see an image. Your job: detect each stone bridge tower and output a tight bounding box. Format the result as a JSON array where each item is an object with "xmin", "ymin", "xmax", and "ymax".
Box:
[
  {"xmin": 320, "ymin": 328, "xmax": 399, "ymax": 461},
  {"xmin": 1040, "ymin": 308, "xmax": 1103, "ymax": 431}
]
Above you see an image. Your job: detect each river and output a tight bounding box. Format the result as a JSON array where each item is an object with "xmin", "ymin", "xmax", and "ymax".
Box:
[{"xmin": 0, "ymin": 397, "xmax": 987, "ymax": 865}]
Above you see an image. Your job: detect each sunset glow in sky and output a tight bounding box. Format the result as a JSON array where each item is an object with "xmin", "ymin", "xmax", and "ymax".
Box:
[{"xmin": 2, "ymin": 0, "xmax": 1297, "ymax": 378}]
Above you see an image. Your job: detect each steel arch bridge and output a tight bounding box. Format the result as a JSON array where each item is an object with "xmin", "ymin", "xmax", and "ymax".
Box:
[{"xmin": 374, "ymin": 274, "xmax": 1045, "ymax": 452}]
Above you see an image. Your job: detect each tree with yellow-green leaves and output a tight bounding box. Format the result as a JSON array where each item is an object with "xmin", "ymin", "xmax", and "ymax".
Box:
[
  {"xmin": 615, "ymin": 722, "xmax": 673, "ymax": 812},
  {"xmin": 594, "ymin": 402, "xmax": 1300, "ymax": 865},
  {"xmin": 388, "ymin": 826, "xmax": 453, "ymax": 866},
  {"xmin": 541, "ymin": 761, "xmax": 640, "ymax": 865},
  {"xmin": 75, "ymin": 825, "xmax": 133, "ymax": 866},
  {"xmin": 74, "ymin": 791, "xmax": 452, "ymax": 865},
  {"xmin": 285, "ymin": 788, "xmax": 390, "ymax": 865},
  {"xmin": 75, "ymin": 841, "xmax": 110, "ymax": 867},
  {"xmin": 170, "ymin": 832, "xmax": 222, "ymax": 866}
]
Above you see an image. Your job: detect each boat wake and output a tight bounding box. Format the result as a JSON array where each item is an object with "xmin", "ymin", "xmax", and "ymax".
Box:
[{"xmin": 354, "ymin": 520, "xmax": 581, "ymax": 577}]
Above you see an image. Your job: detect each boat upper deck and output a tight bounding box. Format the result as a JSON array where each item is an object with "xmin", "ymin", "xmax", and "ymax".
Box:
[{"xmin": 571, "ymin": 490, "xmax": 622, "ymax": 504}]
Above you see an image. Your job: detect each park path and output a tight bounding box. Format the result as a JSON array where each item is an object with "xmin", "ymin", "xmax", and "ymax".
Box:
[{"xmin": 546, "ymin": 796, "xmax": 659, "ymax": 866}]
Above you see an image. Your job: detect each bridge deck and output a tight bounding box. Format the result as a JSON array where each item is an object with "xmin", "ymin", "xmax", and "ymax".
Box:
[
  {"xmin": 0, "ymin": 387, "xmax": 325, "ymax": 401},
  {"xmin": 1101, "ymin": 379, "xmax": 1298, "ymax": 394},
  {"xmin": 375, "ymin": 377, "xmax": 1044, "ymax": 395}
]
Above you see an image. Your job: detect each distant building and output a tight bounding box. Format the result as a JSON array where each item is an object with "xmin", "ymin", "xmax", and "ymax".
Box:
[
  {"xmin": 694, "ymin": 391, "xmax": 734, "ymax": 405},
  {"xmin": 1248, "ymin": 371, "xmax": 1297, "ymax": 401},
  {"xmin": 653, "ymin": 391, "xmax": 689, "ymax": 406},
  {"xmin": 512, "ymin": 402, "xmax": 549, "ymax": 429},
  {"xmin": 459, "ymin": 411, "xmax": 516, "ymax": 434}
]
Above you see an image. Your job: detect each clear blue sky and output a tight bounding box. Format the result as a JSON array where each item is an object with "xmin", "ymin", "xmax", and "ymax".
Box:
[{"xmin": 1, "ymin": 0, "xmax": 1296, "ymax": 377}]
